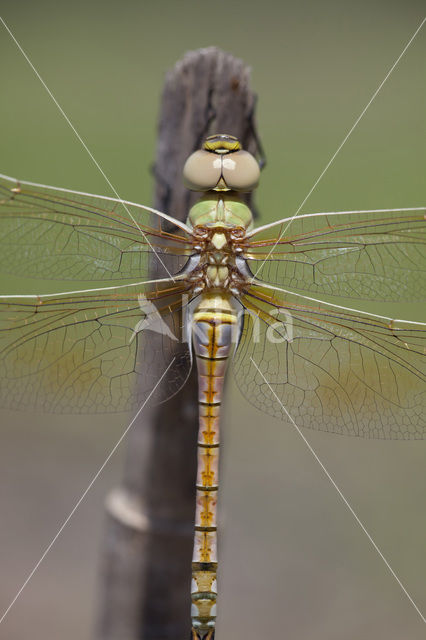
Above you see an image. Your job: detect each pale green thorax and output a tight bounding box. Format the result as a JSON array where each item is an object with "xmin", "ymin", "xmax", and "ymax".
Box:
[{"xmin": 186, "ymin": 193, "xmax": 254, "ymax": 231}]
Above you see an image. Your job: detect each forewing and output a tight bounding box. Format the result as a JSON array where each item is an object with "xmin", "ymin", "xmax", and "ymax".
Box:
[
  {"xmin": 0, "ymin": 173, "xmax": 192, "ymax": 281},
  {"xmin": 233, "ymin": 286, "xmax": 426, "ymax": 439},
  {"xmin": 0, "ymin": 281, "xmax": 192, "ymax": 413},
  {"xmin": 245, "ymin": 208, "xmax": 426, "ymax": 302}
]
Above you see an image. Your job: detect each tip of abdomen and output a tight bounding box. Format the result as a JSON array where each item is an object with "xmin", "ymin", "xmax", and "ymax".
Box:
[{"xmin": 191, "ymin": 628, "xmax": 215, "ymax": 640}]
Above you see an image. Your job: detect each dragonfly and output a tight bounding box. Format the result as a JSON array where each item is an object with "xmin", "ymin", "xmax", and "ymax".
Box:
[{"xmin": 0, "ymin": 133, "xmax": 425, "ymax": 640}]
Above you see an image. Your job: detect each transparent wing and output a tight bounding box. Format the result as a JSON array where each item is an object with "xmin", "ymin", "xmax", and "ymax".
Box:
[
  {"xmin": 233, "ymin": 284, "xmax": 426, "ymax": 439},
  {"xmin": 0, "ymin": 279, "xmax": 193, "ymax": 413},
  {"xmin": 245, "ymin": 208, "xmax": 426, "ymax": 302},
  {"xmin": 0, "ymin": 173, "xmax": 193, "ymax": 281}
]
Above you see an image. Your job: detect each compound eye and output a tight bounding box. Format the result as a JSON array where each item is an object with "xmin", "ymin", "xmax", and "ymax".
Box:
[
  {"xmin": 183, "ymin": 150, "xmax": 222, "ymax": 191},
  {"xmin": 221, "ymin": 150, "xmax": 260, "ymax": 192}
]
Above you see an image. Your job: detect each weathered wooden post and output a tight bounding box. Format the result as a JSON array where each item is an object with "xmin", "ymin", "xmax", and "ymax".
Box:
[{"xmin": 96, "ymin": 47, "xmax": 260, "ymax": 640}]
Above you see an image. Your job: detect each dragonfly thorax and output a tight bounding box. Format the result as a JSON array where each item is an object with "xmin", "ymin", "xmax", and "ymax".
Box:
[
  {"xmin": 188, "ymin": 260, "xmax": 248, "ymax": 296},
  {"xmin": 184, "ymin": 224, "xmax": 251, "ymax": 295},
  {"xmin": 186, "ymin": 193, "xmax": 254, "ymax": 230}
]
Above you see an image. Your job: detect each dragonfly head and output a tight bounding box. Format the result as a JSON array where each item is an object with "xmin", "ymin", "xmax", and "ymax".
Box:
[{"xmin": 183, "ymin": 133, "xmax": 260, "ymax": 193}]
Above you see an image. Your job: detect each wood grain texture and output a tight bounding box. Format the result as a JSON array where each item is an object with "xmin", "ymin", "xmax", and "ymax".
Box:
[{"xmin": 96, "ymin": 47, "xmax": 260, "ymax": 640}]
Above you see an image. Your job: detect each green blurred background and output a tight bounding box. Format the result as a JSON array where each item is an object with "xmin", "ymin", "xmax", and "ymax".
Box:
[{"xmin": 0, "ymin": 1, "xmax": 425, "ymax": 639}]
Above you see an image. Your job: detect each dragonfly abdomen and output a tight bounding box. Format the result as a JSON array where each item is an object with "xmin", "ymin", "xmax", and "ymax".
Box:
[{"xmin": 191, "ymin": 293, "xmax": 240, "ymax": 639}]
